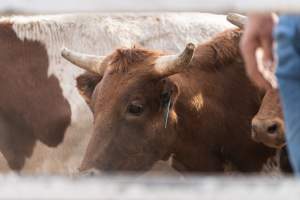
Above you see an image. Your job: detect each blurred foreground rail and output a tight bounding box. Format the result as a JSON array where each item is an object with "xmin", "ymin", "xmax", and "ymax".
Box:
[
  {"xmin": 0, "ymin": 0, "xmax": 300, "ymax": 13},
  {"xmin": 0, "ymin": 175, "xmax": 299, "ymax": 199}
]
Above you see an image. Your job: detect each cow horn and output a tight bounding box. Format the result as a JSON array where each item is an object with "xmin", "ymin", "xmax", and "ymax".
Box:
[
  {"xmin": 61, "ymin": 47, "xmax": 105, "ymax": 75},
  {"xmin": 155, "ymin": 43, "xmax": 195, "ymax": 76},
  {"xmin": 226, "ymin": 13, "xmax": 247, "ymax": 29}
]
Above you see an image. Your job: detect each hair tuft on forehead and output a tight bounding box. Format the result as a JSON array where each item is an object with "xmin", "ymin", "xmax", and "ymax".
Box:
[{"xmin": 108, "ymin": 47, "xmax": 162, "ymax": 73}]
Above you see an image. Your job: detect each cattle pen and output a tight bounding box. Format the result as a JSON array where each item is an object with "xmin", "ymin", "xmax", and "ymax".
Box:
[{"xmin": 1, "ymin": 0, "xmax": 300, "ymax": 200}]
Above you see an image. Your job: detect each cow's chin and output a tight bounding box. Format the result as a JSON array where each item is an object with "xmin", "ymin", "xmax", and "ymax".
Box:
[
  {"xmin": 251, "ymin": 130, "xmax": 286, "ymax": 149},
  {"xmin": 79, "ymin": 153, "xmax": 162, "ymax": 176}
]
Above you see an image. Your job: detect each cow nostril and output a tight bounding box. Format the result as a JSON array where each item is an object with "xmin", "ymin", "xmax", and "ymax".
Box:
[{"xmin": 267, "ymin": 123, "xmax": 278, "ymax": 134}]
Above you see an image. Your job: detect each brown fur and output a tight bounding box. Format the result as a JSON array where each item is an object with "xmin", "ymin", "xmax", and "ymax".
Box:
[
  {"xmin": 0, "ymin": 23, "xmax": 71, "ymax": 170},
  {"xmin": 77, "ymin": 29, "xmax": 275, "ymax": 173}
]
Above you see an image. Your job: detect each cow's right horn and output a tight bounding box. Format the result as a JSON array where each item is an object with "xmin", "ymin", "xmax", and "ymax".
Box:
[
  {"xmin": 226, "ymin": 13, "xmax": 247, "ymax": 29},
  {"xmin": 61, "ymin": 47, "xmax": 105, "ymax": 75},
  {"xmin": 155, "ymin": 43, "xmax": 195, "ymax": 77}
]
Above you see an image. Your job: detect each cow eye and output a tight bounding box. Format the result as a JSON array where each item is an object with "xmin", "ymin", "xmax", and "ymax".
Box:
[{"xmin": 127, "ymin": 103, "xmax": 144, "ymax": 116}]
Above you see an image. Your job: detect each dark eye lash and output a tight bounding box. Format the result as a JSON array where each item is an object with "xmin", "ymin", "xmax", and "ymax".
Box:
[{"xmin": 127, "ymin": 104, "xmax": 144, "ymax": 116}]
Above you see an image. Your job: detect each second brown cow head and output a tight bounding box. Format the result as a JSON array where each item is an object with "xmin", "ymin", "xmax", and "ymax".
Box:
[{"xmin": 251, "ymin": 89, "xmax": 285, "ymax": 149}]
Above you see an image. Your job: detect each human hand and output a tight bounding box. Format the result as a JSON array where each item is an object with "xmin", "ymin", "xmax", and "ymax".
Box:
[{"xmin": 240, "ymin": 13, "xmax": 278, "ymax": 90}]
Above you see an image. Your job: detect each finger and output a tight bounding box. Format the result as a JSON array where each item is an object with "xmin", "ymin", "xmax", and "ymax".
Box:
[
  {"xmin": 261, "ymin": 37, "xmax": 274, "ymax": 69},
  {"xmin": 240, "ymin": 36, "xmax": 261, "ymax": 79},
  {"xmin": 254, "ymin": 48, "xmax": 273, "ymax": 90},
  {"xmin": 240, "ymin": 37, "xmax": 272, "ymax": 90}
]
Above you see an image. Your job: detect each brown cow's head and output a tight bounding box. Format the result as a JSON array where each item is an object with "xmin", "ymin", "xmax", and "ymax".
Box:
[
  {"xmin": 251, "ymin": 89, "xmax": 285, "ymax": 149},
  {"xmin": 62, "ymin": 44, "xmax": 194, "ymax": 172}
]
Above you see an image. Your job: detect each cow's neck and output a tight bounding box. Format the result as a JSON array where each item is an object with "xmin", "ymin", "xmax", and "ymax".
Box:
[
  {"xmin": 168, "ymin": 65, "xmax": 276, "ymax": 173},
  {"xmin": 168, "ymin": 70, "xmax": 226, "ymax": 172}
]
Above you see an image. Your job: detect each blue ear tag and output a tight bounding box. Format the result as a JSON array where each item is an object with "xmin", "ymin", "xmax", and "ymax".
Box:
[{"xmin": 163, "ymin": 97, "xmax": 171, "ymax": 128}]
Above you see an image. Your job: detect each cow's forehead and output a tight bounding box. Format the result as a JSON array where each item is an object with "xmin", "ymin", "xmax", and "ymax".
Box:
[
  {"xmin": 103, "ymin": 47, "xmax": 161, "ymax": 74},
  {"xmin": 100, "ymin": 68, "xmax": 158, "ymax": 95},
  {"xmin": 90, "ymin": 72, "xmax": 161, "ymax": 116}
]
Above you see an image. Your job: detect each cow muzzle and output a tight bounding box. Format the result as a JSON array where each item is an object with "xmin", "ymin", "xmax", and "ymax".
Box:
[{"xmin": 251, "ymin": 118, "xmax": 286, "ymax": 148}]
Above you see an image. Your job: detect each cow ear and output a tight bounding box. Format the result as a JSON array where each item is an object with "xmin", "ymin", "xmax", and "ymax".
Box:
[
  {"xmin": 76, "ymin": 72, "xmax": 102, "ymax": 105},
  {"xmin": 210, "ymin": 30, "xmax": 243, "ymax": 67},
  {"xmin": 193, "ymin": 29, "xmax": 243, "ymax": 70}
]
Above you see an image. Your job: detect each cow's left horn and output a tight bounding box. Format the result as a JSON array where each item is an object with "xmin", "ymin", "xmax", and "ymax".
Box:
[
  {"xmin": 226, "ymin": 13, "xmax": 247, "ymax": 29},
  {"xmin": 155, "ymin": 43, "xmax": 195, "ymax": 76},
  {"xmin": 61, "ymin": 47, "xmax": 105, "ymax": 75}
]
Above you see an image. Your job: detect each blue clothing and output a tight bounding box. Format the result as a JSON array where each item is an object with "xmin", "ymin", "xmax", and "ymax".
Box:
[{"xmin": 274, "ymin": 15, "xmax": 300, "ymax": 174}]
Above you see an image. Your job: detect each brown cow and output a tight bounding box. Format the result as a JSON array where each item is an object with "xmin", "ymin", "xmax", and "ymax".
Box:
[{"xmin": 62, "ymin": 27, "xmax": 275, "ymax": 174}]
